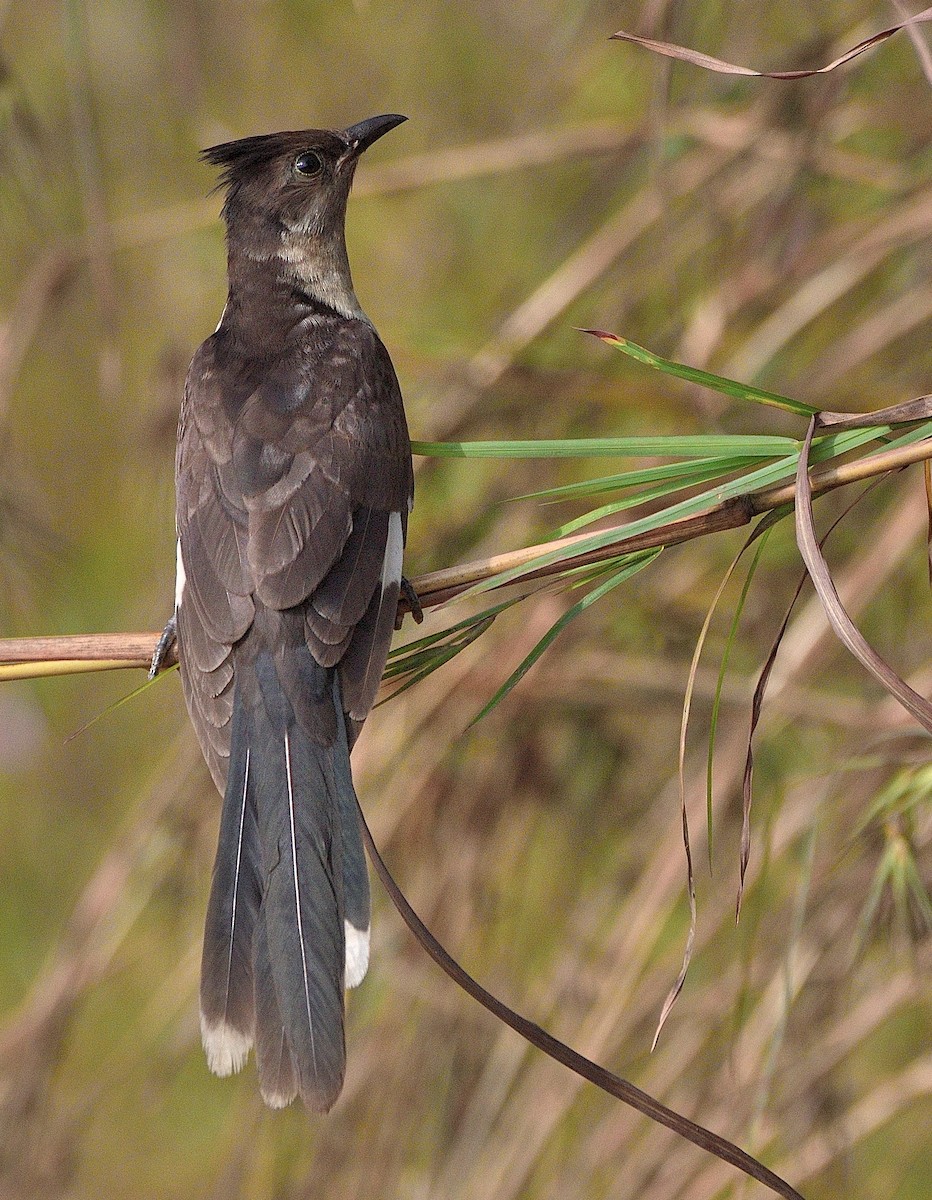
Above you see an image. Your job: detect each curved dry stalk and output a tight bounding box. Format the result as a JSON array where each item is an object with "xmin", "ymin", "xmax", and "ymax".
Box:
[
  {"xmin": 794, "ymin": 418, "xmax": 932, "ymax": 733},
  {"xmin": 611, "ymin": 9, "xmax": 932, "ymax": 80},
  {"xmin": 1, "ymin": 431, "xmax": 931, "ymax": 680},
  {"xmin": 356, "ymin": 797, "xmax": 805, "ymax": 1200}
]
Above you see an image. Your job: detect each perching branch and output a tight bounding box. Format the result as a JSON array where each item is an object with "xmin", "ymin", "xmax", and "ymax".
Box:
[{"xmin": 2, "ymin": 430, "xmax": 931, "ymax": 681}]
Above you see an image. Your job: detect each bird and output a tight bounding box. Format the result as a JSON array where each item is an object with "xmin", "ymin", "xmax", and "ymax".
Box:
[{"xmin": 151, "ymin": 114, "xmax": 414, "ymax": 1111}]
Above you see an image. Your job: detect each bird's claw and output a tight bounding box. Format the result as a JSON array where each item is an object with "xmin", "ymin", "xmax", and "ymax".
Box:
[
  {"xmin": 396, "ymin": 576, "xmax": 424, "ymax": 630},
  {"xmin": 149, "ymin": 613, "xmax": 178, "ymax": 679}
]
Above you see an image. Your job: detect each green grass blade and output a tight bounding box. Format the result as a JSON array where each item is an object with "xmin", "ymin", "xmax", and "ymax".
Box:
[
  {"xmin": 387, "ymin": 597, "xmax": 520, "ymax": 660},
  {"xmin": 582, "ymin": 330, "xmax": 818, "ymax": 417},
  {"xmin": 411, "ymin": 434, "xmax": 798, "ymax": 460},
  {"xmin": 383, "ymin": 623, "xmax": 493, "ymax": 679},
  {"xmin": 384, "ymin": 605, "xmax": 513, "ymax": 682},
  {"xmin": 560, "ymin": 558, "xmax": 637, "ymax": 592},
  {"xmin": 861, "ymin": 417, "xmax": 932, "ymax": 453},
  {"xmin": 64, "ymin": 664, "xmax": 178, "ymax": 743},
  {"xmin": 378, "ymin": 645, "xmax": 466, "ymax": 705},
  {"xmin": 380, "ymin": 610, "xmax": 503, "ymax": 700},
  {"xmin": 519, "ymin": 455, "xmax": 763, "ymax": 502},
  {"xmin": 469, "ymin": 549, "xmax": 661, "ymax": 726},
  {"xmin": 456, "ymin": 425, "xmax": 890, "ymax": 602},
  {"xmin": 553, "ymin": 460, "xmax": 754, "ymax": 537}
]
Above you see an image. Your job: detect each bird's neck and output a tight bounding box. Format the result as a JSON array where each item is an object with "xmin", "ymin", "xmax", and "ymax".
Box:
[{"xmin": 223, "ymin": 218, "xmax": 365, "ymax": 347}]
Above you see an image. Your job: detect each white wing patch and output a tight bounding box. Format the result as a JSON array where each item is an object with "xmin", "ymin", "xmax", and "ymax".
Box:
[
  {"xmin": 381, "ymin": 511, "xmax": 404, "ymax": 593},
  {"xmin": 344, "ymin": 921, "xmax": 370, "ymax": 988},
  {"xmin": 174, "ymin": 538, "xmax": 187, "ymax": 608}
]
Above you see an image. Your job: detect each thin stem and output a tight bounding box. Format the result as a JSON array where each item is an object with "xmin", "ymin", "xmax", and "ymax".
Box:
[{"xmin": 1, "ymin": 434, "xmax": 930, "ymax": 678}]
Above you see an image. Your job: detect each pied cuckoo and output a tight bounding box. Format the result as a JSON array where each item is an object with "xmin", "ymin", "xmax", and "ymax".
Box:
[{"xmin": 153, "ymin": 114, "xmax": 413, "ymax": 1111}]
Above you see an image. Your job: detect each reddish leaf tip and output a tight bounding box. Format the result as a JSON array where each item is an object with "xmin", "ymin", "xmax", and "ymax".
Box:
[{"xmin": 577, "ymin": 328, "xmax": 618, "ymax": 342}]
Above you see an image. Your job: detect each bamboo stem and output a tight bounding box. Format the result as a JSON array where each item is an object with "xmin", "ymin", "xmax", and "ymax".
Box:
[{"xmin": 2, "ymin": 435, "xmax": 929, "ymax": 679}]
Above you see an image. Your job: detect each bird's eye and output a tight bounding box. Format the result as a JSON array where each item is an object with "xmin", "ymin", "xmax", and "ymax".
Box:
[{"xmin": 294, "ymin": 151, "xmax": 323, "ymax": 177}]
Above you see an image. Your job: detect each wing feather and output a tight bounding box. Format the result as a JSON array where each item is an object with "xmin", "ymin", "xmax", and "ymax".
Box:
[{"xmin": 177, "ymin": 317, "xmax": 411, "ymax": 783}]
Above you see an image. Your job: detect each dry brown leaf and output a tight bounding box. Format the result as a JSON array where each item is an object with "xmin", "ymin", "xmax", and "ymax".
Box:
[
  {"xmin": 612, "ymin": 10, "xmax": 932, "ymax": 79},
  {"xmin": 795, "ymin": 417, "xmax": 932, "ymax": 734}
]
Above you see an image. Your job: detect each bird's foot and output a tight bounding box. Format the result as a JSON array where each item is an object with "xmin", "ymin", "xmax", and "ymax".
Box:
[
  {"xmin": 396, "ymin": 576, "xmax": 424, "ymax": 629},
  {"xmin": 149, "ymin": 613, "xmax": 178, "ymax": 679}
]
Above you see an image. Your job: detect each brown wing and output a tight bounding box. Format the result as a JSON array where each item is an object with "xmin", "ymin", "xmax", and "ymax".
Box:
[
  {"xmin": 176, "ymin": 314, "xmax": 412, "ymax": 789},
  {"xmin": 175, "ymin": 384, "xmax": 252, "ymax": 791}
]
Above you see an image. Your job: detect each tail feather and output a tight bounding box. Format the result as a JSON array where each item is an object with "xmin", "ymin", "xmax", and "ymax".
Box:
[
  {"xmin": 200, "ymin": 636, "xmax": 370, "ymax": 1111},
  {"xmin": 258, "ymin": 721, "xmax": 346, "ymax": 1109},
  {"xmin": 334, "ymin": 730, "xmax": 370, "ymax": 988},
  {"xmin": 253, "ymin": 913, "xmax": 298, "ymax": 1108},
  {"xmin": 255, "ymin": 647, "xmax": 351, "ymax": 1110},
  {"xmin": 200, "ymin": 698, "xmax": 262, "ymax": 1073}
]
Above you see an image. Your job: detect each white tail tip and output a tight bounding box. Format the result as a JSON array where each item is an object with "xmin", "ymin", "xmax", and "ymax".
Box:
[
  {"xmin": 260, "ymin": 1087, "xmax": 294, "ymax": 1110},
  {"xmin": 344, "ymin": 921, "xmax": 370, "ymax": 989},
  {"xmin": 200, "ymin": 1014, "xmax": 253, "ymax": 1077}
]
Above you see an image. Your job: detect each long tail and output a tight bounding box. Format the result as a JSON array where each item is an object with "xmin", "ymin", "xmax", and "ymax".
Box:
[{"xmin": 199, "ymin": 641, "xmax": 370, "ymax": 1111}]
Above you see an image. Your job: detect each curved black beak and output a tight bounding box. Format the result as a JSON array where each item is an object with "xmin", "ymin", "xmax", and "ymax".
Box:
[{"xmin": 341, "ymin": 113, "xmax": 408, "ymax": 155}]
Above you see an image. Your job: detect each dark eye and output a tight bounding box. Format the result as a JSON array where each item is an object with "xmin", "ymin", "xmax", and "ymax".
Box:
[{"xmin": 294, "ymin": 151, "xmax": 323, "ymax": 177}]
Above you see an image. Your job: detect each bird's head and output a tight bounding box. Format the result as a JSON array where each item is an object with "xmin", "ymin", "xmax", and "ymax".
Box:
[{"xmin": 202, "ymin": 115, "xmax": 407, "ymax": 314}]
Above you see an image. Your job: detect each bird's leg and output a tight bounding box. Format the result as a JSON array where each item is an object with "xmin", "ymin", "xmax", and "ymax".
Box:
[
  {"xmin": 396, "ymin": 576, "xmax": 424, "ymax": 629},
  {"xmin": 149, "ymin": 613, "xmax": 178, "ymax": 679}
]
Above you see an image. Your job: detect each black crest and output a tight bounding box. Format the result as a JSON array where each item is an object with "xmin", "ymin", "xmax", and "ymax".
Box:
[{"xmin": 201, "ymin": 130, "xmax": 346, "ymax": 189}]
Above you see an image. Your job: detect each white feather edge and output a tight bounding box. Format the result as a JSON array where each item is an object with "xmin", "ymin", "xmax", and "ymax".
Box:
[
  {"xmin": 200, "ymin": 1013, "xmax": 252, "ymax": 1077},
  {"xmin": 261, "ymin": 1086, "xmax": 294, "ymax": 1110},
  {"xmin": 344, "ymin": 921, "xmax": 370, "ymax": 988},
  {"xmin": 339, "ymin": 511, "xmax": 392, "ymax": 985},
  {"xmin": 200, "ymin": 923, "xmax": 369, "ymax": 1082},
  {"xmin": 381, "ymin": 511, "xmax": 404, "ymax": 592},
  {"xmin": 174, "ymin": 538, "xmax": 186, "ymax": 608}
]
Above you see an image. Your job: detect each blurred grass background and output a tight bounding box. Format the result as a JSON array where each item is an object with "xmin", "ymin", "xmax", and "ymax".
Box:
[{"xmin": 1, "ymin": 1, "xmax": 931, "ymax": 1197}]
